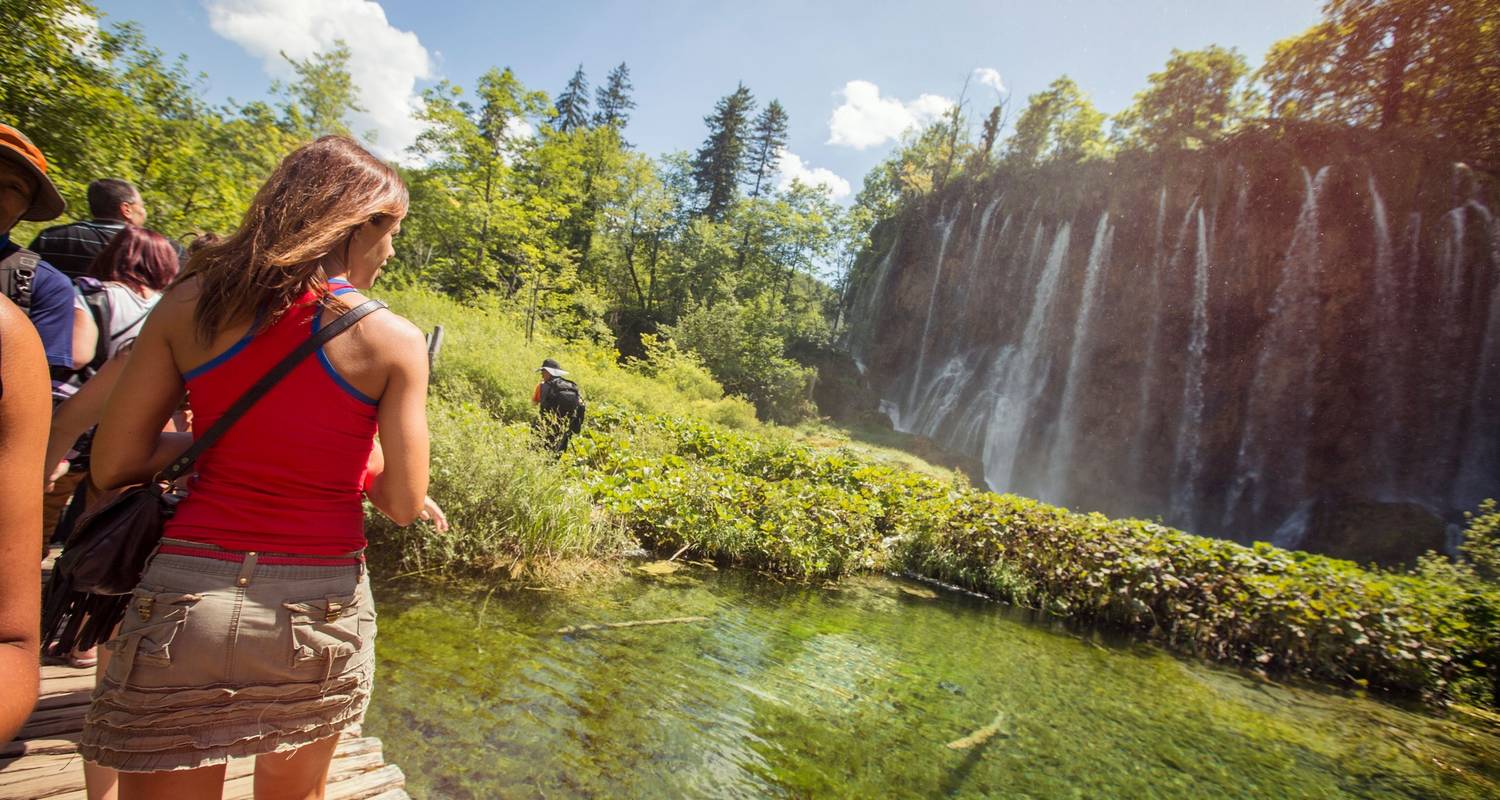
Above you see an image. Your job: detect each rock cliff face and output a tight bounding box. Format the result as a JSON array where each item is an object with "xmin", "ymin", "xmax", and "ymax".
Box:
[{"xmin": 843, "ymin": 130, "xmax": 1500, "ymax": 560}]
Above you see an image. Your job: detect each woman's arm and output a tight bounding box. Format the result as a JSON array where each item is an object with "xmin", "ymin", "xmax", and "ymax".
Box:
[
  {"xmin": 44, "ymin": 351, "xmax": 129, "ymax": 482},
  {"xmin": 363, "ymin": 316, "xmax": 431, "ymax": 526},
  {"xmin": 70, "ymin": 301, "xmax": 97, "ymax": 369},
  {"xmin": 90, "ymin": 291, "xmax": 188, "ymax": 490},
  {"xmin": 0, "ymin": 298, "xmax": 48, "ymax": 741}
]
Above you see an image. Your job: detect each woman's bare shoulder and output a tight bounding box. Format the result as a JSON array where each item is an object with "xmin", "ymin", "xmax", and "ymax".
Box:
[{"xmin": 333, "ymin": 291, "xmax": 427, "ymax": 357}]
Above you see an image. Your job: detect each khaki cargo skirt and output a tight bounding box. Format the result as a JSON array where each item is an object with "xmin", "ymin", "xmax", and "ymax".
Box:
[{"xmin": 79, "ymin": 538, "xmax": 376, "ymax": 773}]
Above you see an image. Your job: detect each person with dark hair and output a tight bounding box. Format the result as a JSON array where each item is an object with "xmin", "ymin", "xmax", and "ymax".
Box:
[
  {"xmin": 28, "ymin": 178, "xmax": 149, "ymax": 278},
  {"xmin": 532, "ymin": 358, "xmax": 585, "ymax": 453},
  {"xmin": 77, "ymin": 226, "xmax": 180, "ymax": 366},
  {"xmin": 83, "ymin": 135, "xmax": 442, "ymax": 798},
  {"xmin": 0, "ymin": 123, "xmax": 89, "ymax": 382}
]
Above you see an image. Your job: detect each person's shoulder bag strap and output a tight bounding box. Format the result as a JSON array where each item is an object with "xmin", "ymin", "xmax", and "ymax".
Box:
[{"xmin": 156, "ymin": 298, "xmax": 386, "ymax": 483}]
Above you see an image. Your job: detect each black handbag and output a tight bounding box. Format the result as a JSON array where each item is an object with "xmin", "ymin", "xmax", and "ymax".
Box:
[{"xmin": 42, "ymin": 299, "xmax": 386, "ymax": 653}]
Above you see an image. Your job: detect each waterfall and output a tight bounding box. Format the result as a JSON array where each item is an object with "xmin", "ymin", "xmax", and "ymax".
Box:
[
  {"xmin": 849, "ymin": 141, "xmax": 1500, "ymax": 563},
  {"xmin": 904, "ymin": 216, "xmax": 958, "ymax": 421},
  {"xmin": 955, "ymin": 197, "xmax": 1004, "ymax": 328},
  {"xmin": 981, "ymin": 223, "xmax": 1072, "ymax": 492},
  {"xmin": 907, "ymin": 354, "xmax": 974, "ymax": 441},
  {"xmin": 1225, "ymin": 165, "xmax": 1331, "ymax": 540},
  {"xmin": 848, "ymin": 243, "xmax": 898, "ymax": 365},
  {"xmin": 1455, "ymin": 200, "xmax": 1500, "ymax": 508},
  {"xmin": 1168, "ymin": 208, "xmax": 1212, "ymax": 527},
  {"xmin": 1441, "ymin": 207, "xmax": 1467, "ymax": 313},
  {"xmin": 1367, "ymin": 175, "xmax": 1401, "ymax": 491},
  {"xmin": 1130, "ymin": 192, "xmax": 1196, "ymax": 479},
  {"xmin": 1045, "ymin": 212, "xmax": 1113, "ymax": 500}
]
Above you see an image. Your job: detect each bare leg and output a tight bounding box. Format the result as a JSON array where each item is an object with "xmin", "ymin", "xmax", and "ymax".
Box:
[
  {"xmin": 118, "ymin": 763, "xmax": 227, "ymax": 800},
  {"xmin": 84, "ymin": 645, "xmax": 118, "ymax": 800},
  {"xmin": 253, "ymin": 734, "xmax": 339, "ymax": 800}
]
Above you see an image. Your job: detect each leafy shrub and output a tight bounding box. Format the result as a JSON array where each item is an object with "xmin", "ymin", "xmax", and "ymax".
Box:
[
  {"xmin": 367, "ymin": 394, "xmax": 624, "ymax": 579},
  {"xmin": 666, "ymin": 299, "xmax": 816, "ymax": 424}
]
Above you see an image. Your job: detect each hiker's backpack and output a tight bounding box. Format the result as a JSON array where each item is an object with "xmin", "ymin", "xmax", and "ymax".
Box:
[
  {"xmin": 72, "ymin": 276, "xmax": 140, "ymax": 373},
  {"xmin": 0, "ymin": 248, "xmax": 40, "ymax": 312},
  {"xmin": 542, "ymin": 377, "xmax": 586, "ymax": 434}
]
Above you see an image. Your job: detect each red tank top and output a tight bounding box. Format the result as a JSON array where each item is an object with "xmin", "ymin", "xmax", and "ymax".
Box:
[{"xmin": 164, "ymin": 280, "xmax": 378, "ymax": 554}]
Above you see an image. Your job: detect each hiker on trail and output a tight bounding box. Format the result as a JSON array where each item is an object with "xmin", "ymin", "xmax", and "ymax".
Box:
[
  {"xmin": 80, "ymin": 135, "xmax": 445, "ymax": 798},
  {"xmin": 532, "ymin": 358, "xmax": 585, "ymax": 453},
  {"xmin": 0, "ymin": 293, "xmax": 48, "ymax": 743},
  {"xmin": 28, "ymin": 178, "xmax": 152, "ymax": 278},
  {"xmin": 0, "ymin": 124, "xmax": 97, "ymax": 394}
]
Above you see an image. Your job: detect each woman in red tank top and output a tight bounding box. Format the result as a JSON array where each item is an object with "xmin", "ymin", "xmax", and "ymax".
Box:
[{"xmin": 83, "ymin": 136, "xmax": 441, "ymax": 799}]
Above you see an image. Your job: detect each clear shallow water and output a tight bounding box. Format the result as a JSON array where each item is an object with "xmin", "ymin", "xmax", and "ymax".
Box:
[{"xmin": 364, "ymin": 566, "xmax": 1500, "ymax": 799}]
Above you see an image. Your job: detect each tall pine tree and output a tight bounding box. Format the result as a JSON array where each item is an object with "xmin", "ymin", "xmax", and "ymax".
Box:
[
  {"xmin": 744, "ymin": 99, "xmax": 789, "ymax": 200},
  {"xmin": 594, "ymin": 62, "xmax": 635, "ymax": 130},
  {"xmin": 553, "ymin": 64, "xmax": 591, "ymax": 132},
  {"xmin": 692, "ymin": 83, "xmax": 755, "ymax": 221}
]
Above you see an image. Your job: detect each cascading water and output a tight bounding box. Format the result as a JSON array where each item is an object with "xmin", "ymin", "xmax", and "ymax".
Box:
[
  {"xmin": 1455, "ymin": 205, "xmax": 1500, "ymax": 508},
  {"xmin": 903, "ymin": 216, "xmax": 959, "ymax": 424},
  {"xmin": 1367, "ymin": 175, "xmax": 1400, "ymax": 491},
  {"xmin": 1168, "ymin": 208, "xmax": 1212, "ymax": 528},
  {"xmin": 1130, "ymin": 194, "xmax": 1196, "ymax": 481},
  {"xmin": 847, "ymin": 140, "xmax": 1500, "ymax": 562},
  {"xmin": 1045, "ymin": 212, "xmax": 1112, "ymax": 501},
  {"xmin": 1225, "ymin": 165, "xmax": 1330, "ymax": 543},
  {"xmin": 981, "ymin": 223, "xmax": 1071, "ymax": 493}
]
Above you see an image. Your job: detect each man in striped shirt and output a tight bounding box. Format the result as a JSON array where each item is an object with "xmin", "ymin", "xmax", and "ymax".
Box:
[{"xmin": 27, "ymin": 178, "xmax": 144, "ymax": 278}]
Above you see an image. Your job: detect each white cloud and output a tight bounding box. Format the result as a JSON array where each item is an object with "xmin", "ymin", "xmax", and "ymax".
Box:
[
  {"xmin": 59, "ymin": 10, "xmax": 107, "ymax": 66},
  {"xmin": 826, "ymin": 80, "xmax": 953, "ymax": 150},
  {"xmin": 775, "ymin": 149, "xmax": 851, "ymax": 200},
  {"xmin": 973, "ymin": 67, "xmax": 1006, "ymax": 95},
  {"xmin": 204, "ymin": 0, "xmax": 434, "ymax": 160}
]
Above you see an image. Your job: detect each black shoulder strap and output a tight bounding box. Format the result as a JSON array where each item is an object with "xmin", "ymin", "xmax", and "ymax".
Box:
[
  {"xmin": 0, "ymin": 249, "xmax": 40, "ymax": 310},
  {"xmin": 158, "ymin": 299, "xmax": 386, "ymax": 482}
]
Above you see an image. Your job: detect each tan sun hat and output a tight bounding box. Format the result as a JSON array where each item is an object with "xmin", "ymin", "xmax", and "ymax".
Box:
[{"xmin": 0, "ymin": 123, "xmax": 66, "ymax": 222}]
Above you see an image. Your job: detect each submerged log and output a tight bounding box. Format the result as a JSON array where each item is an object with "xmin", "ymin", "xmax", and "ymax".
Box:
[
  {"xmin": 945, "ymin": 711, "xmax": 1009, "ymax": 750},
  {"xmin": 554, "ymin": 616, "xmax": 709, "ymax": 635}
]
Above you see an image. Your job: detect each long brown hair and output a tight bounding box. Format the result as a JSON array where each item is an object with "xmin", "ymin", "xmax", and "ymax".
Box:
[{"xmin": 181, "ymin": 136, "xmax": 407, "ymax": 341}]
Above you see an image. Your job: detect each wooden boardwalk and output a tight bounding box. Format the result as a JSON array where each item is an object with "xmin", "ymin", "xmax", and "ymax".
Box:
[
  {"xmin": 3, "ymin": 549, "xmax": 408, "ymax": 799},
  {"xmin": 0, "ymin": 664, "xmax": 409, "ymax": 800}
]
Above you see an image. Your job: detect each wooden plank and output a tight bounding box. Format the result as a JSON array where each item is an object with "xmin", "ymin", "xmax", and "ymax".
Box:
[
  {"xmin": 39, "ymin": 665, "xmax": 90, "ymax": 683},
  {"xmin": 38, "ymin": 675, "xmax": 95, "ymax": 699},
  {"xmin": 365, "ymin": 790, "xmax": 412, "ymax": 800},
  {"xmin": 0, "ymin": 751, "xmax": 82, "ymax": 776},
  {"xmin": 218, "ymin": 746, "xmax": 387, "ymax": 800},
  {"xmin": 326, "ymin": 764, "xmax": 406, "ymax": 800},
  {"xmin": 15, "ymin": 715, "xmax": 83, "ymax": 741},
  {"xmin": 0, "ymin": 738, "xmax": 387, "ymax": 800},
  {"xmin": 33, "ymin": 691, "xmax": 91, "ymax": 713},
  {"xmin": 0, "ymin": 737, "xmax": 379, "ymax": 779},
  {"xmin": 0, "ymin": 734, "xmax": 80, "ymax": 760}
]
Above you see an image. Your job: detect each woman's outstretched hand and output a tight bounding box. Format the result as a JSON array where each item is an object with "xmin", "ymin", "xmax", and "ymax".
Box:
[{"xmin": 418, "ymin": 495, "xmax": 449, "ymax": 532}]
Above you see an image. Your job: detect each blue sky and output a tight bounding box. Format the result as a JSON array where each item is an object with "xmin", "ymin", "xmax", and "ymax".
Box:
[{"xmin": 94, "ymin": 0, "xmax": 1323, "ymax": 200}]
